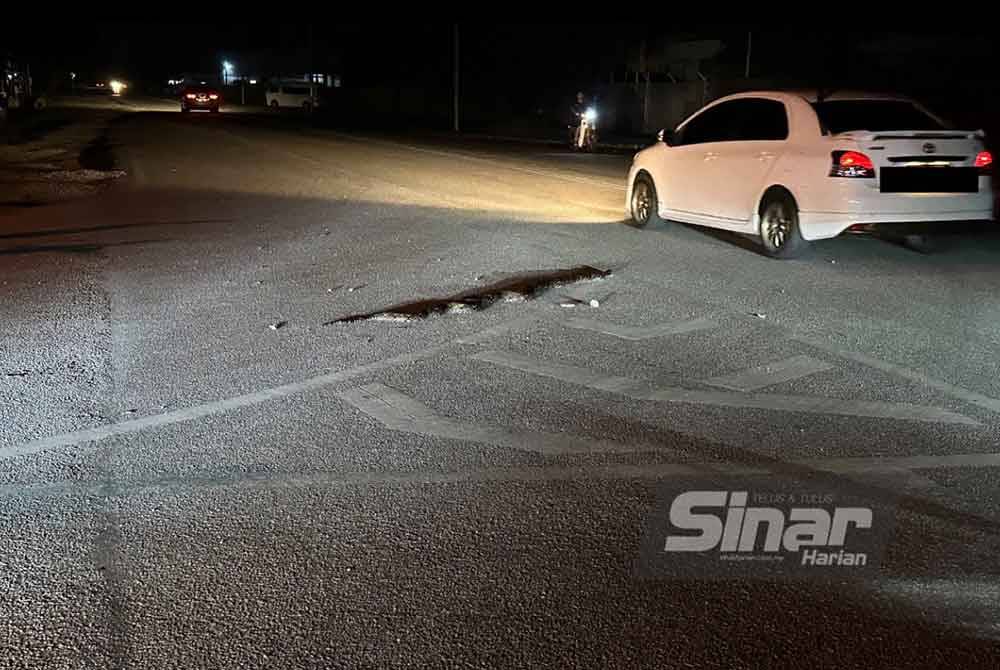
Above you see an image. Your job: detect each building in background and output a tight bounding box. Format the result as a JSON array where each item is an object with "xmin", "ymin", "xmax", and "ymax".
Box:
[{"xmin": 1, "ymin": 54, "xmax": 33, "ymax": 121}]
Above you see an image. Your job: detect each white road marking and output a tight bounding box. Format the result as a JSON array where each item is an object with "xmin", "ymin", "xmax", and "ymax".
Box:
[
  {"xmin": 0, "ymin": 345, "xmax": 452, "ymax": 461},
  {"xmin": 472, "ymin": 350, "xmax": 979, "ymax": 426},
  {"xmin": 792, "ymin": 334, "xmax": 1000, "ymax": 415},
  {"xmin": 704, "ymin": 355, "xmax": 834, "ymax": 392},
  {"xmin": 338, "ymin": 383, "xmax": 656, "ymax": 456},
  {"xmin": 563, "ymin": 317, "xmax": 718, "ymax": 341}
]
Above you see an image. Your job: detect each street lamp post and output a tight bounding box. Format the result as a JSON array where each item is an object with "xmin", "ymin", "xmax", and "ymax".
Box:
[{"xmin": 453, "ymin": 24, "xmax": 460, "ymax": 133}]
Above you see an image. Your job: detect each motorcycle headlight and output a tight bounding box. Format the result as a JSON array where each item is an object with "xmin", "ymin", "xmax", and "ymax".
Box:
[{"xmin": 584, "ymin": 107, "xmax": 597, "ymax": 121}]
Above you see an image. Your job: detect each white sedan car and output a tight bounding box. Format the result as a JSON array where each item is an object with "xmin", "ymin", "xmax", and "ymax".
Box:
[{"xmin": 626, "ymin": 91, "xmax": 994, "ymax": 257}]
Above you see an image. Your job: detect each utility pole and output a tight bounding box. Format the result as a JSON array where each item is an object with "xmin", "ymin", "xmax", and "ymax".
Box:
[
  {"xmin": 745, "ymin": 31, "xmax": 752, "ymax": 78},
  {"xmin": 453, "ymin": 24, "xmax": 460, "ymax": 132},
  {"xmin": 639, "ymin": 38, "xmax": 648, "ymax": 133}
]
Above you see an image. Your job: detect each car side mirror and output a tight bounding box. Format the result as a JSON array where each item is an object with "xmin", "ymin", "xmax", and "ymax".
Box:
[{"xmin": 658, "ymin": 129, "xmax": 676, "ymax": 145}]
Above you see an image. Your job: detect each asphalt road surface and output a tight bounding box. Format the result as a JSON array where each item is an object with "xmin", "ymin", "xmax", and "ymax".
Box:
[{"xmin": 3, "ymin": 103, "xmax": 1000, "ymax": 668}]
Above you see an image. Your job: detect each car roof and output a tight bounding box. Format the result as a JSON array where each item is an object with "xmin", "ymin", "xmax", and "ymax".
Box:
[{"xmin": 714, "ymin": 90, "xmax": 915, "ymax": 105}]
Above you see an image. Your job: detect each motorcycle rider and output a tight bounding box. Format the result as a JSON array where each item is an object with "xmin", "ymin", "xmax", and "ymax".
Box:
[
  {"xmin": 569, "ymin": 91, "xmax": 596, "ymax": 149},
  {"xmin": 570, "ymin": 91, "xmax": 587, "ymax": 124}
]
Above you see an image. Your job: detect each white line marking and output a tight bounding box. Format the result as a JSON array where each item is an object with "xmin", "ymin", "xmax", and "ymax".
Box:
[
  {"xmin": 704, "ymin": 355, "xmax": 834, "ymax": 392},
  {"xmin": 338, "ymin": 383, "xmax": 655, "ymax": 456},
  {"xmin": 472, "ymin": 350, "xmax": 978, "ymax": 426},
  {"xmin": 791, "ymin": 334, "xmax": 1000, "ymax": 415},
  {"xmin": 563, "ymin": 317, "xmax": 718, "ymax": 341},
  {"xmin": 0, "ymin": 345, "xmax": 451, "ymax": 461}
]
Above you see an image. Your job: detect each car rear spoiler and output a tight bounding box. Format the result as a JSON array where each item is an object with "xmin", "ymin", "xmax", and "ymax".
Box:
[{"xmin": 831, "ymin": 130, "xmax": 985, "ymax": 141}]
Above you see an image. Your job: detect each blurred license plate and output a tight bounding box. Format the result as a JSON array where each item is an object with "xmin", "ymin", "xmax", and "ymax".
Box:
[{"xmin": 880, "ymin": 167, "xmax": 978, "ymax": 193}]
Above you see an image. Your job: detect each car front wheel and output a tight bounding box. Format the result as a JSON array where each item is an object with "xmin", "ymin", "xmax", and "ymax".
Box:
[
  {"xmin": 759, "ymin": 192, "xmax": 808, "ymax": 259},
  {"xmin": 629, "ymin": 174, "xmax": 664, "ymax": 228}
]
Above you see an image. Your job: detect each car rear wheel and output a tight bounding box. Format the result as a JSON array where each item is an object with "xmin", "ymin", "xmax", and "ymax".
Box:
[
  {"xmin": 181, "ymin": 106, "xmax": 189, "ymax": 114},
  {"xmin": 629, "ymin": 174, "xmax": 664, "ymax": 228},
  {"xmin": 270, "ymin": 100, "xmax": 279, "ymax": 110},
  {"xmin": 759, "ymin": 192, "xmax": 808, "ymax": 259}
]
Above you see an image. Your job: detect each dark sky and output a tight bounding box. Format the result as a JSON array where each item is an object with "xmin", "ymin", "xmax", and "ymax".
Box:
[{"xmin": 11, "ymin": 24, "xmax": 1000, "ymax": 116}]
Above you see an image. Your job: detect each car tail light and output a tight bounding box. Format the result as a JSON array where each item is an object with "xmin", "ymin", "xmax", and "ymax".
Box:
[
  {"xmin": 209, "ymin": 93, "xmax": 219, "ymax": 100},
  {"xmin": 830, "ymin": 151, "xmax": 875, "ymax": 178},
  {"xmin": 975, "ymin": 150, "xmax": 993, "ymax": 174},
  {"xmin": 185, "ymin": 93, "xmax": 196, "ymax": 99}
]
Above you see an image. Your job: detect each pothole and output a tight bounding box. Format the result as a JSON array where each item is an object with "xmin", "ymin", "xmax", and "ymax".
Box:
[
  {"xmin": 79, "ymin": 134, "xmax": 118, "ymax": 172},
  {"xmin": 327, "ymin": 265, "xmax": 611, "ymax": 324}
]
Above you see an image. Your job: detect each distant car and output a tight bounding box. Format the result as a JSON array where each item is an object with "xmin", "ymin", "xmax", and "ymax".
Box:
[
  {"xmin": 266, "ymin": 83, "xmax": 321, "ymax": 112},
  {"xmin": 79, "ymin": 81, "xmax": 111, "ymax": 95},
  {"xmin": 626, "ymin": 91, "xmax": 995, "ymax": 258},
  {"xmin": 181, "ymin": 85, "xmax": 221, "ymax": 113}
]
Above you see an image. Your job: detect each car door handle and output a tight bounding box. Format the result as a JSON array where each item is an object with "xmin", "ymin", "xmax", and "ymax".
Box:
[
  {"xmin": 703, "ymin": 152, "xmax": 719, "ymax": 161},
  {"xmin": 757, "ymin": 152, "xmax": 775, "ymax": 161}
]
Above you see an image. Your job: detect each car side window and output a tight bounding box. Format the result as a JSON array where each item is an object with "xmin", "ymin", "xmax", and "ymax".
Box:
[
  {"xmin": 675, "ymin": 102, "xmax": 736, "ymax": 146},
  {"xmin": 735, "ymin": 99, "xmax": 789, "ymax": 141},
  {"xmin": 675, "ymin": 99, "xmax": 788, "ymax": 145}
]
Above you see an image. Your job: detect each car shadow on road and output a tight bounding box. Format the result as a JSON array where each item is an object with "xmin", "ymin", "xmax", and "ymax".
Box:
[
  {"xmin": 661, "ymin": 218, "xmax": 1000, "ymax": 261},
  {"xmin": 666, "ymin": 220, "xmax": 770, "ymax": 257}
]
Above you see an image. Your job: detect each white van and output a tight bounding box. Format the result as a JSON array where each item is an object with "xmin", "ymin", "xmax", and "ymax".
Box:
[{"xmin": 266, "ymin": 83, "xmax": 321, "ymax": 111}]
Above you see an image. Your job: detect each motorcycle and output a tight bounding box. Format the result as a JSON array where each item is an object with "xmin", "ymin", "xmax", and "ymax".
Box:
[{"xmin": 571, "ymin": 107, "xmax": 598, "ymax": 151}]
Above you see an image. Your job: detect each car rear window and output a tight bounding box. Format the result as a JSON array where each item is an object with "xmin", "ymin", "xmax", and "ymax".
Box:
[{"xmin": 811, "ymin": 100, "xmax": 948, "ymax": 134}]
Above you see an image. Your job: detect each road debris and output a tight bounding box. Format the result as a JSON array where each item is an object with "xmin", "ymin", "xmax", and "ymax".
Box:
[
  {"xmin": 750, "ymin": 312, "xmax": 767, "ymax": 319},
  {"xmin": 269, "ymin": 321, "xmax": 287, "ymax": 330}
]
